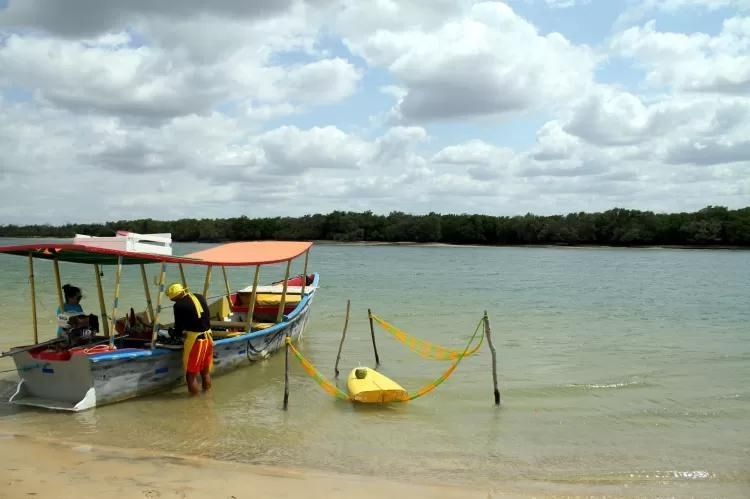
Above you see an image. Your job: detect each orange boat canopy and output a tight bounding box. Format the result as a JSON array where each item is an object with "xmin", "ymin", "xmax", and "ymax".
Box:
[
  {"xmin": 0, "ymin": 241, "xmax": 312, "ymax": 267},
  {"xmin": 186, "ymin": 241, "xmax": 312, "ymax": 266}
]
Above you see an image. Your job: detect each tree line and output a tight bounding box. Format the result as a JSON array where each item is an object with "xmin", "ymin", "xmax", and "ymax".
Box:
[{"xmin": 1, "ymin": 206, "xmax": 748, "ymax": 247}]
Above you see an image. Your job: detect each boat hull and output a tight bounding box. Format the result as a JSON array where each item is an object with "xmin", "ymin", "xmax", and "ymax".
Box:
[{"xmin": 9, "ymin": 282, "xmax": 316, "ymax": 411}]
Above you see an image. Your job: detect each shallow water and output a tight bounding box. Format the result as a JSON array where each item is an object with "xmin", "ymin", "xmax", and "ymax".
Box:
[{"xmin": 1, "ymin": 240, "xmax": 748, "ymax": 496}]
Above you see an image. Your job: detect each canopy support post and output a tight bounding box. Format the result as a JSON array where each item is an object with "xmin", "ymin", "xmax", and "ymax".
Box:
[
  {"xmin": 276, "ymin": 260, "xmax": 291, "ymax": 323},
  {"xmin": 203, "ymin": 265, "xmax": 213, "ymax": 297},
  {"xmin": 300, "ymin": 250, "xmax": 310, "ymax": 296},
  {"xmin": 178, "ymin": 264, "xmax": 187, "ymax": 287},
  {"xmin": 53, "ymin": 257, "xmax": 63, "ymax": 310},
  {"xmin": 244, "ymin": 266, "xmax": 260, "ymax": 333},
  {"xmin": 140, "ymin": 264, "xmax": 155, "ymax": 323},
  {"xmin": 28, "ymin": 254, "xmax": 38, "ymax": 344},
  {"xmin": 108, "ymin": 256, "xmax": 124, "ymax": 350},
  {"xmin": 150, "ymin": 263, "xmax": 166, "ymax": 349},
  {"xmin": 221, "ymin": 266, "xmax": 231, "ymax": 297},
  {"xmin": 94, "ymin": 264, "xmax": 109, "ymax": 337}
]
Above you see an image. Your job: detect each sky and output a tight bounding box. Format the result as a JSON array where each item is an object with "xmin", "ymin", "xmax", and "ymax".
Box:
[{"xmin": 0, "ymin": 0, "xmax": 748, "ymax": 225}]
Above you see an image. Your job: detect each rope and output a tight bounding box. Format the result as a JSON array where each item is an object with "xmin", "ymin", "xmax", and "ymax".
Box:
[
  {"xmin": 286, "ymin": 338, "xmax": 351, "ymax": 401},
  {"xmin": 82, "ymin": 344, "xmax": 116, "ymax": 354},
  {"xmin": 370, "ymin": 314, "xmax": 484, "ymax": 360},
  {"xmin": 284, "ymin": 315, "xmax": 485, "ymax": 403},
  {"xmin": 403, "ymin": 316, "xmax": 484, "ymax": 401}
]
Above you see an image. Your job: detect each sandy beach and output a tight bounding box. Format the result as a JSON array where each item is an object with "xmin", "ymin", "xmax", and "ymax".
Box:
[{"xmin": 0, "ymin": 427, "xmax": 499, "ymax": 499}]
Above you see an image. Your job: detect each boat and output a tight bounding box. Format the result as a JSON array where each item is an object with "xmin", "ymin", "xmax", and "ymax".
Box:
[
  {"xmin": 0, "ymin": 232, "xmax": 319, "ymax": 411},
  {"xmin": 346, "ymin": 367, "xmax": 409, "ymax": 403}
]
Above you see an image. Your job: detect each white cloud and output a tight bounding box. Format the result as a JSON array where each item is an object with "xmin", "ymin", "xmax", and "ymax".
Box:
[
  {"xmin": 342, "ymin": 2, "xmax": 597, "ymax": 122},
  {"xmin": 0, "ymin": 32, "xmax": 361, "ymax": 120},
  {"xmin": 0, "ymin": 33, "xmax": 222, "ymax": 119},
  {"xmin": 0, "ymin": 1, "xmax": 748, "ymax": 224},
  {"xmin": 0, "ymin": 0, "xmax": 300, "ymax": 37},
  {"xmin": 0, "ymin": 2, "xmax": 359, "ymax": 121},
  {"xmin": 432, "ymin": 140, "xmax": 515, "ymax": 180},
  {"xmin": 256, "ymin": 126, "xmax": 375, "ymax": 173},
  {"xmin": 611, "ymin": 17, "xmax": 750, "ymax": 93}
]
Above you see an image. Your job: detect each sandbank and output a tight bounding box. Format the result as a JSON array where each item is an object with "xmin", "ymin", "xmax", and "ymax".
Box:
[{"xmin": 0, "ymin": 427, "xmax": 499, "ymax": 499}]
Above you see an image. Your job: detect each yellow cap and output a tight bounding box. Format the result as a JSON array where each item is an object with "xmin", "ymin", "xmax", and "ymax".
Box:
[{"xmin": 166, "ymin": 283, "xmax": 186, "ymax": 300}]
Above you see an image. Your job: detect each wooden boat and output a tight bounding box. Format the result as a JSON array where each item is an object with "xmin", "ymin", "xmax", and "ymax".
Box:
[
  {"xmin": 0, "ymin": 233, "xmax": 319, "ymax": 411},
  {"xmin": 346, "ymin": 367, "xmax": 409, "ymax": 403}
]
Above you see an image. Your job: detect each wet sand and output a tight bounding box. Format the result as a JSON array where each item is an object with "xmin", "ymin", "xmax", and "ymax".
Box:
[{"xmin": 0, "ymin": 428, "xmax": 497, "ymax": 499}]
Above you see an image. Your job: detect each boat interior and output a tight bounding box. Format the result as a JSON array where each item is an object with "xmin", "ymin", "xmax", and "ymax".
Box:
[{"xmin": 20, "ymin": 273, "xmax": 317, "ymax": 359}]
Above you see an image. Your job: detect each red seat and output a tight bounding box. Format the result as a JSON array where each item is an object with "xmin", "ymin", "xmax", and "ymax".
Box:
[{"xmin": 30, "ymin": 349, "xmax": 72, "ymax": 361}]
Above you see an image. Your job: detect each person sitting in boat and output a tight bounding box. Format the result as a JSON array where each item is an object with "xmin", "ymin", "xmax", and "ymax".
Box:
[
  {"xmin": 166, "ymin": 283, "xmax": 214, "ymax": 395},
  {"xmin": 56, "ymin": 284, "xmax": 86, "ymax": 336},
  {"xmin": 56, "ymin": 284, "xmax": 99, "ymax": 344}
]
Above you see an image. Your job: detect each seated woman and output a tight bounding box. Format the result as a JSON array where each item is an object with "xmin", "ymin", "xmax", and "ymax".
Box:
[
  {"xmin": 56, "ymin": 284, "xmax": 84, "ymax": 336},
  {"xmin": 56, "ymin": 284, "xmax": 98, "ymax": 343}
]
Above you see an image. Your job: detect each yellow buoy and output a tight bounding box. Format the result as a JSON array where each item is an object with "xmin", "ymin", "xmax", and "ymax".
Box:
[{"xmin": 346, "ymin": 367, "xmax": 409, "ymax": 403}]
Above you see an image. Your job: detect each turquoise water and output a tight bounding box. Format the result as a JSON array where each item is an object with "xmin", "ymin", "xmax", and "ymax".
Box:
[{"xmin": 0, "ymin": 240, "xmax": 748, "ymax": 497}]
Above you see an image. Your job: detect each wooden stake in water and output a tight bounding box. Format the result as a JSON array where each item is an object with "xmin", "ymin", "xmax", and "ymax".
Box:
[
  {"xmin": 483, "ymin": 310, "xmax": 501, "ymax": 406},
  {"xmin": 283, "ymin": 334, "xmax": 290, "ymax": 410},
  {"xmin": 368, "ymin": 308, "xmax": 380, "ymax": 367},
  {"xmin": 334, "ymin": 300, "xmax": 351, "ymax": 378}
]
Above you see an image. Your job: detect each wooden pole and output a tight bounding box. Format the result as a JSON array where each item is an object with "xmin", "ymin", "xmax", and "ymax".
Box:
[
  {"xmin": 334, "ymin": 300, "xmax": 351, "ymax": 378},
  {"xmin": 300, "ymin": 250, "xmax": 310, "ymax": 296},
  {"xmin": 52, "ymin": 257, "xmax": 63, "ymax": 310},
  {"xmin": 483, "ymin": 311, "xmax": 501, "ymax": 406},
  {"xmin": 283, "ymin": 333, "xmax": 290, "ymax": 410},
  {"xmin": 178, "ymin": 264, "xmax": 187, "ymax": 287},
  {"xmin": 150, "ymin": 263, "xmax": 166, "ymax": 349},
  {"xmin": 94, "ymin": 264, "xmax": 109, "ymax": 337},
  {"xmin": 244, "ymin": 266, "xmax": 260, "ymax": 333},
  {"xmin": 108, "ymin": 256, "xmax": 124, "ymax": 349},
  {"xmin": 276, "ymin": 260, "xmax": 291, "ymax": 323},
  {"xmin": 28, "ymin": 254, "xmax": 38, "ymax": 344},
  {"xmin": 368, "ymin": 308, "xmax": 380, "ymax": 367},
  {"xmin": 221, "ymin": 266, "xmax": 231, "ymax": 297},
  {"xmin": 203, "ymin": 265, "xmax": 213, "ymax": 296},
  {"xmin": 140, "ymin": 264, "xmax": 155, "ymax": 323}
]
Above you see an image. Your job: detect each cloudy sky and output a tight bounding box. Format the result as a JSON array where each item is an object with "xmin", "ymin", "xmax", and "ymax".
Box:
[{"xmin": 0, "ymin": 0, "xmax": 748, "ymax": 224}]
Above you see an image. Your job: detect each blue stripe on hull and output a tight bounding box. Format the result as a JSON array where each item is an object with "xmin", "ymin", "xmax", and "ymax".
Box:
[{"xmin": 90, "ymin": 298, "xmax": 313, "ymax": 406}]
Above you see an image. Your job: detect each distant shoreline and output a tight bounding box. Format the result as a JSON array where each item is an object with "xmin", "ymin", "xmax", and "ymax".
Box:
[
  {"xmin": 311, "ymin": 240, "xmax": 750, "ymax": 251},
  {"xmin": 1, "ymin": 236, "xmax": 747, "ymax": 251}
]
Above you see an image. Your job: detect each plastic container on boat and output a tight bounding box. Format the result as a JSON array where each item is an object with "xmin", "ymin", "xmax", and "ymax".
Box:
[{"xmin": 73, "ymin": 231, "xmax": 173, "ymax": 255}]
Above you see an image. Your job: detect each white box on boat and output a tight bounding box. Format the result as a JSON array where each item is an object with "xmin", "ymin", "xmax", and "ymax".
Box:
[{"xmin": 73, "ymin": 231, "xmax": 173, "ymax": 255}]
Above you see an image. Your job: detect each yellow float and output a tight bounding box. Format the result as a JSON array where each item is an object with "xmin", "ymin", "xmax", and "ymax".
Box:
[{"xmin": 346, "ymin": 367, "xmax": 409, "ymax": 403}]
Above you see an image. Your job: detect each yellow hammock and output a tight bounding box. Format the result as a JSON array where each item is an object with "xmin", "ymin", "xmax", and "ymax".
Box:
[
  {"xmin": 370, "ymin": 313, "xmax": 484, "ymax": 361},
  {"xmin": 285, "ymin": 316, "xmax": 484, "ymax": 402}
]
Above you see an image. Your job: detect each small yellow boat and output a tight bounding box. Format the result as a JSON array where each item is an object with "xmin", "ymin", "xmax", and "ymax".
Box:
[{"xmin": 347, "ymin": 367, "xmax": 409, "ymax": 403}]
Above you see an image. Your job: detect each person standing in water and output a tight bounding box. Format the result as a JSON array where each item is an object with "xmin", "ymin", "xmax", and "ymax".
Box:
[{"xmin": 166, "ymin": 283, "xmax": 214, "ymax": 395}]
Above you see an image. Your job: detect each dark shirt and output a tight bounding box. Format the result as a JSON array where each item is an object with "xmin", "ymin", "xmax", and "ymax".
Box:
[{"xmin": 173, "ymin": 293, "xmax": 210, "ymax": 337}]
